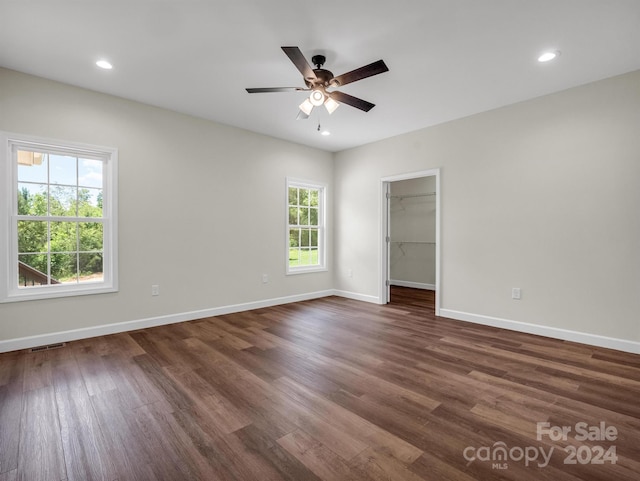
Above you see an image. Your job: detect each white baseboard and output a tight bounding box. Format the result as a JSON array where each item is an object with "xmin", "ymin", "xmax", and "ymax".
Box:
[
  {"xmin": 0, "ymin": 290, "xmax": 335, "ymax": 353},
  {"xmin": 332, "ymin": 289, "xmax": 381, "ymax": 304},
  {"xmin": 390, "ymin": 280, "xmax": 436, "ymax": 291},
  {"xmin": 5, "ymin": 292, "xmax": 637, "ymax": 356},
  {"xmin": 439, "ymin": 308, "xmax": 640, "ymax": 355}
]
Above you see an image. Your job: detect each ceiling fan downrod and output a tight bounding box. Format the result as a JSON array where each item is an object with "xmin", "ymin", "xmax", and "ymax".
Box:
[{"xmin": 311, "ymin": 55, "xmax": 326, "ymax": 69}]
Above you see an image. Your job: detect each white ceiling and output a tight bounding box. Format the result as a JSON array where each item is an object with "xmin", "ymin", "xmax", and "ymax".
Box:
[{"xmin": 1, "ymin": 1, "xmax": 639, "ymax": 152}]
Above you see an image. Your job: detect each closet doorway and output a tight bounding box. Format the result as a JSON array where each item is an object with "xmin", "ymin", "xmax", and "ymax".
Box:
[{"xmin": 380, "ymin": 169, "xmax": 440, "ymax": 314}]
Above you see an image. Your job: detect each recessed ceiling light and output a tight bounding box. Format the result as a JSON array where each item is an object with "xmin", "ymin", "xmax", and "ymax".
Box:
[
  {"xmin": 321, "ymin": 130, "xmax": 331, "ymax": 136},
  {"xmin": 538, "ymin": 50, "xmax": 560, "ymax": 63},
  {"xmin": 96, "ymin": 60, "xmax": 113, "ymax": 70}
]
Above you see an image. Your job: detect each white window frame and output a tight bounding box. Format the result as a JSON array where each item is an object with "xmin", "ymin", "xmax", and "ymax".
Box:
[
  {"xmin": 0, "ymin": 132, "xmax": 118, "ymax": 302},
  {"xmin": 286, "ymin": 177, "xmax": 327, "ymax": 275}
]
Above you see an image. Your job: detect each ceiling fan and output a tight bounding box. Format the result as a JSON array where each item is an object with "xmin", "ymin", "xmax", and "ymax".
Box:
[{"xmin": 246, "ymin": 46, "xmax": 389, "ymax": 119}]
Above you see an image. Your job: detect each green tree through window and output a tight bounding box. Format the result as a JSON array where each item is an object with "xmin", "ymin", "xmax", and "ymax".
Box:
[
  {"xmin": 17, "ymin": 151, "xmax": 105, "ymax": 285},
  {"xmin": 1, "ymin": 132, "xmax": 118, "ymax": 302},
  {"xmin": 287, "ymin": 180, "xmax": 325, "ymax": 273}
]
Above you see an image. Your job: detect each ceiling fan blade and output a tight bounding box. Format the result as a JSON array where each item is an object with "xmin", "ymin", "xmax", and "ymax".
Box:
[
  {"xmin": 281, "ymin": 46, "xmax": 317, "ymax": 81},
  {"xmin": 328, "ymin": 91, "xmax": 376, "ymax": 112},
  {"xmin": 246, "ymin": 87, "xmax": 307, "ymax": 93},
  {"xmin": 296, "ymin": 110, "xmax": 310, "ymax": 120},
  {"xmin": 333, "ymin": 59, "xmax": 389, "ymax": 87}
]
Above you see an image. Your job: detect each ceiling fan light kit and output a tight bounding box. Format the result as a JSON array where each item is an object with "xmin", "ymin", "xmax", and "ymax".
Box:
[
  {"xmin": 296, "ymin": 110, "xmax": 310, "ymax": 120},
  {"xmin": 309, "ymin": 89, "xmax": 325, "ymax": 106},
  {"xmin": 246, "ymin": 46, "xmax": 389, "ymax": 120},
  {"xmin": 324, "ymin": 96, "xmax": 340, "ymax": 114},
  {"xmin": 299, "ymin": 98, "xmax": 314, "ymax": 116}
]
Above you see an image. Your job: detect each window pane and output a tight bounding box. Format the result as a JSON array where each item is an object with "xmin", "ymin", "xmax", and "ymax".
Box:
[
  {"xmin": 299, "ymin": 188, "xmax": 309, "ymax": 206},
  {"xmin": 78, "ymin": 188, "xmax": 102, "ymax": 217},
  {"xmin": 17, "ymin": 183, "xmax": 48, "ymax": 216},
  {"xmin": 310, "ymin": 207, "xmax": 318, "ymax": 226},
  {"xmin": 300, "ymin": 208, "xmax": 309, "ymax": 226},
  {"xmin": 310, "ymin": 228, "xmax": 318, "ymax": 247},
  {"xmin": 288, "ymin": 187, "xmax": 298, "ymax": 205},
  {"xmin": 299, "ymin": 248, "xmax": 313, "ymax": 265},
  {"xmin": 288, "ymin": 207, "xmax": 298, "ymax": 225},
  {"xmin": 17, "ymin": 151, "xmax": 48, "ymax": 183},
  {"xmin": 289, "ymin": 228, "xmax": 300, "ymax": 248},
  {"xmin": 51, "ymin": 252, "xmax": 78, "ymax": 283},
  {"xmin": 49, "ymin": 154, "xmax": 77, "ymax": 186},
  {"xmin": 78, "ymin": 158, "xmax": 103, "ymax": 188},
  {"xmin": 51, "ymin": 221, "xmax": 77, "ymax": 253},
  {"xmin": 79, "ymin": 252, "xmax": 103, "ymax": 283},
  {"xmin": 288, "ymin": 248, "xmax": 299, "ymax": 267},
  {"xmin": 310, "ymin": 189, "xmax": 319, "ymax": 207},
  {"xmin": 18, "ymin": 254, "xmax": 50, "ymax": 287},
  {"xmin": 300, "ymin": 229, "xmax": 310, "ymax": 247},
  {"xmin": 18, "ymin": 220, "xmax": 48, "ymax": 253},
  {"xmin": 50, "ymin": 185, "xmax": 77, "ymax": 216},
  {"xmin": 79, "ymin": 222, "xmax": 103, "ymax": 251}
]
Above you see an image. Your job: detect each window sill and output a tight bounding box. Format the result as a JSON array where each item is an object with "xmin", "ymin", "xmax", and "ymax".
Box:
[
  {"xmin": 286, "ymin": 266, "xmax": 328, "ymax": 276},
  {"xmin": 1, "ymin": 283, "xmax": 118, "ymax": 303}
]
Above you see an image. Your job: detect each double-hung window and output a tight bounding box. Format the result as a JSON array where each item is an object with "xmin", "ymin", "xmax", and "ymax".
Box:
[
  {"xmin": 0, "ymin": 132, "xmax": 118, "ymax": 302},
  {"xmin": 287, "ymin": 178, "xmax": 326, "ymax": 274}
]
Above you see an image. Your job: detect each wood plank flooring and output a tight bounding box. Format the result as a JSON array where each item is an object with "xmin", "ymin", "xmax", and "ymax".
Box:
[{"xmin": 1, "ymin": 286, "xmax": 640, "ymax": 480}]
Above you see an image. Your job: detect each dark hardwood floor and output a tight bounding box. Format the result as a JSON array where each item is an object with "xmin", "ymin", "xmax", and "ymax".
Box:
[{"xmin": 1, "ymin": 286, "xmax": 640, "ymax": 480}]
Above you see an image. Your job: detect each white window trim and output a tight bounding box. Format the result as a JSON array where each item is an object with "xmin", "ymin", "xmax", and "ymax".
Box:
[
  {"xmin": 0, "ymin": 131, "xmax": 118, "ymax": 302},
  {"xmin": 286, "ymin": 177, "xmax": 327, "ymax": 275}
]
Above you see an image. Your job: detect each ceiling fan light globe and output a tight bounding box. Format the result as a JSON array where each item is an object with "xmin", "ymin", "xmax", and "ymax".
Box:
[
  {"xmin": 309, "ymin": 89, "xmax": 325, "ymax": 106},
  {"xmin": 324, "ymin": 97, "xmax": 340, "ymax": 114},
  {"xmin": 299, "ymin": 98, "xmax": 314, "ymax": 116}
]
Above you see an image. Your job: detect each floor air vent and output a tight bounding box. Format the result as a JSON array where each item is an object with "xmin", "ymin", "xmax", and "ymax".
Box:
[{"xmin": 29, "ymin": 342, "xmax": 66, "ymax": 352}]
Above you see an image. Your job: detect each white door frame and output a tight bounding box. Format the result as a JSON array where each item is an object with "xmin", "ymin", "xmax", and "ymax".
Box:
[{"xmin": 380, "ymin": 168, "xmax": 441, "ymax": 315}]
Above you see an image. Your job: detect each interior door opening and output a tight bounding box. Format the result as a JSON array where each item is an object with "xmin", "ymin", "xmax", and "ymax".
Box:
[{"xmin": 380, "ymin": 169, "xmax": 440, "ymax": 315}]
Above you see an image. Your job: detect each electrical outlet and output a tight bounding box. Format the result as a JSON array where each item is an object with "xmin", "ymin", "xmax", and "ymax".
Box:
[
  {"xmin": 262, "ymin": 274, "xmax": 269, "ymax": 284},
  {"xmin": 512, "ymin": 287, "xmax": 521, "ymax": 300},
  {"xmin": 151, "ymin": 285, "xmax": 160, "ymax": 296}
]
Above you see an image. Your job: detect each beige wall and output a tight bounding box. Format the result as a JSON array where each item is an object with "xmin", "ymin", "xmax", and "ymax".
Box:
[
  {"xmin": 335, "ymin": 70, "xmax": 640, "ymax": 343},
  {"xmin": 2, "ymin": 67, "xmax": 639, "ymax": 350},
  {"xmin": 0, "ymin": 68, "xmax": 334, "ymax": 342}
]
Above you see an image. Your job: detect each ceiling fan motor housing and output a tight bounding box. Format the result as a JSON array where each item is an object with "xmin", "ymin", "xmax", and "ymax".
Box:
[
  {"xmin": 306, "ymin": 69, "xmax": 338, "ymax": 89},
  {"xmin": 307, "ymin": 55, "xmax": 339, "ymax": 88}
]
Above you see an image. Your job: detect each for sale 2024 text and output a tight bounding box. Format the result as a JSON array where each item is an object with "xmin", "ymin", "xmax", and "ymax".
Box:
[{"xmin": 537, "ymin": 421, "xmax": 618, "ymax": 466}]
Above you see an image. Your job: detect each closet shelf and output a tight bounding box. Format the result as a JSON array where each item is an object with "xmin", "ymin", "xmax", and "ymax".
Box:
[
  {"xmin": 388, "ymin": 192, "xmax": 436, "ymax": 200},
  {"xmin": 391, "ymin": 241, "xmax": 436, "ymax": 245},
  {"xmin": 391, "ymin": 241, "xmax": 436, "ymax": 256}
]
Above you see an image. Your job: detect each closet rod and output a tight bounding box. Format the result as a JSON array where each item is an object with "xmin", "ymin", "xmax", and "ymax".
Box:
[
  {"xmin": 388, "ymin": 192, "xmax": 436, "ymax": 200},
  {"xmin": 391, "ymin": 241, "xmax": 436, "ymax": 245}
]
